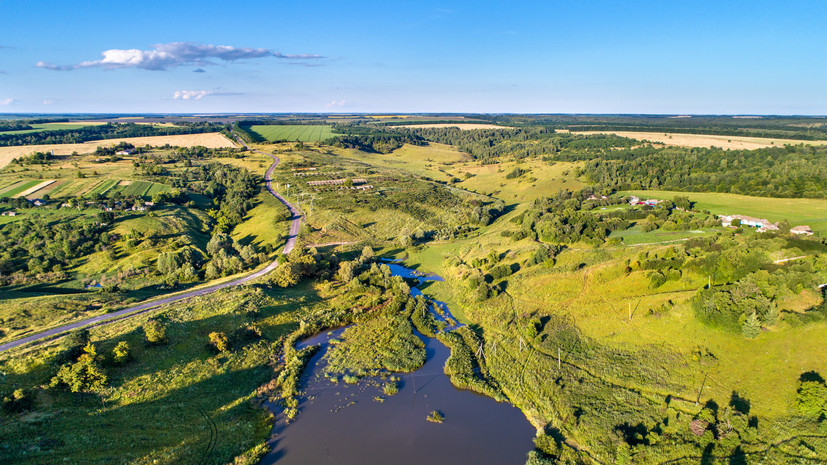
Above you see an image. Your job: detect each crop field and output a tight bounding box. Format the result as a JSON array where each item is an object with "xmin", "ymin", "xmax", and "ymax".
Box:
[
  {"xmin": 0, "ymin": 179, "xmax": 41, "ymax": 198},
  {"xmin": 249, "ymin": 125, "xmax": 334, "ymax": 142},
  {"xmin": 625, "ymin": 189, "xmax": 827, "ymax": 234},
  {"xmin": 575, "ymin": 130, "xmax": 827, "ymax": 149},
  {"xmin": 86, "ymin": 179, "xmax": 120, "ymax": 196},
  {"xmin": 0, "ymin": 132, "xmax": 238, "ymax": 169}
]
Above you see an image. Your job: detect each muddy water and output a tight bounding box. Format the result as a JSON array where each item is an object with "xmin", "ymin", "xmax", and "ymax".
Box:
[{"xmin": 261, "ymin": 263, "xmax": 536, "ymax": 465}]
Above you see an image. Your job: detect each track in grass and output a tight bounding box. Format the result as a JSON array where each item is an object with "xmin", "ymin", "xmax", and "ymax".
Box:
[{"xmin": 250, "ymin": 125, "xmax": 334, "ymax": 142}]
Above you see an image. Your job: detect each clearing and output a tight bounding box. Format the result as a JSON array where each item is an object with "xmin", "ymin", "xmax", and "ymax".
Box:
[{"xmin": 574, "ymin": 130, "xmax": 827, "ymax": 150}]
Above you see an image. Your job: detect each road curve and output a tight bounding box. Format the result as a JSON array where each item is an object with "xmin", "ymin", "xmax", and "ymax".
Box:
[{"xmin": 0, "ymin": 138, "xmax": 302, "ymax": 353}]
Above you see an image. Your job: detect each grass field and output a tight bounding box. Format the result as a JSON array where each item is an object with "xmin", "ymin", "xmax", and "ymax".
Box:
[
  {"xmin": 625, "ymin": 189, "xmax": 827, "ymax": 234},
  {"xmin": 575, "ymin": 130, "xmax": 827, "ymax": 150},
  {"xmin": 333, "ymin": 143, "xmax": 470, "ymax": 182},
  {"xmin": 448, "ymin": 158, "xmax": 584, "ymax": 202},
  {"xmin": 250, "ymin": 125, "xmax": 334, "ymax": 142}
]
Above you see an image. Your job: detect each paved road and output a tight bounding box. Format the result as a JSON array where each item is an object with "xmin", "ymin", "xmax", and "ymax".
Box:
[{"xmin": 0, "ymin": 139, "xmax": 302, "ymax": 353}]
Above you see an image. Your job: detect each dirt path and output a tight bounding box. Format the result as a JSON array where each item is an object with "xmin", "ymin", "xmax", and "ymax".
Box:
[{"xmin": 0, "ymin": 138, "xmax": 302, "ymax": 353}]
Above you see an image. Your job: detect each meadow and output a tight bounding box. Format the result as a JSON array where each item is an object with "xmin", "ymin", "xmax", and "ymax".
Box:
[{"xmin": 250, "ymin": 125, "xmax": 334, "ymax": 142}]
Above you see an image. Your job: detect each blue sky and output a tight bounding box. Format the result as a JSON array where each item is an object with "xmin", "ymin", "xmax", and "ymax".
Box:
[{"xmin": 1, "ymin": 0, "xmax": 825, "ymax": 114}]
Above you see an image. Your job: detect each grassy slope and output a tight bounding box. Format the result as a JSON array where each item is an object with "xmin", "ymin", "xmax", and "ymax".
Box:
[{"xmin": 0, "ymin": 284, "xmax": 318, "ymax": 465}]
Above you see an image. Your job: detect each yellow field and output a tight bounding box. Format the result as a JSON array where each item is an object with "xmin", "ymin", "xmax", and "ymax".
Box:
[
  {"xmin": 0, "ymin": 133, "xmax": 238, "ymax": 169},
  {"xmin": 392, "ymin": 123, "xmax": 512, "ymax": 130},
  {"xmin": 574, "ymin": 130, "xmax": 827, "ymax": 150}
]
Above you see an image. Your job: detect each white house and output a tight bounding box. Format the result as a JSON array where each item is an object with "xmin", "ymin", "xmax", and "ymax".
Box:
[{"xmin": 790, "ymin": 225, "xmax": 814, "ymax": 236}]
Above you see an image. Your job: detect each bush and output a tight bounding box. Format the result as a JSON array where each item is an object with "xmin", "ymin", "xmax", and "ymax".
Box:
[
  {"xmin": 112, "ymin": 341, "xmax": 130, "ymax": 365},
  {"xmin": 489, "ymin": 264, "xmax": 513, "ymax": 280},
  {"xmin": 208, "ymin": 332, "xmax": 230, "ymax": 353},
  {"xmin": 143, "ymin": 319, "xmax": 167, "ymax": 345},
  {"xmin": 796, "ymin": 372, "xmax": 827, "ymax": 417},
  {"xmin": 50, "ymin": 343, "xmax": 108, "ymax": 392}
]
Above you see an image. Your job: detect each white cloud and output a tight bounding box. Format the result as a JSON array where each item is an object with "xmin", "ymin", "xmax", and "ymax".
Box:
[
  {"xmin": 37, "ymin": 42, "xmax": 323, "ymax": 71},
  {"xmin": 0, "ymin": 98, "xmax": 13, "ymax": 105},
  {"xmin": 42, "ymin": 99, "xmax": 55, "ymax": 105},
  {"xmin": 173, "ymin": 90, "xmax": 213, "ymax": 101},
  {"xmin": 326, "ymin": 100, "xmax": 347, "ymax": 108}
]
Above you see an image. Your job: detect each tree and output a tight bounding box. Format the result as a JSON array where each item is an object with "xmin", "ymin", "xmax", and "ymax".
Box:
[
  {"xmin": 337, "ymin": 261, "xmax": 355, "ymax": 283},
  {"xmin": 272, "ymin": 262, "xmax": 300, "ymax": 287},
  {"xmin": 360, "ymin": 246, "xmax": 374, "ymax": 262},
  {"xmin": 796, "ymin": 372, "xmax": 827, "ymax": 417},
  {"xmin": 741, "ymin": 312, "xmax": 761, "ymax": 338},
  {"xmin": 112, "ymin": 341, "xmax": 130, "ymax": 365},
  {"xmin": 206, "ymin": 232, "xmax": 233, "ymax": 256},
  {"xmin": 50, "ymin": 343, "xmax": 108, "ymax": 392},
  {"xmin": 144, "ymin": 319, "xmax": 167, "ymax": 345}
]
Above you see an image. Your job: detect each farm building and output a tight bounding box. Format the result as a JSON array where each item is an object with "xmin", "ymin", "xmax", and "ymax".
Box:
[
  {"xmin": 628, "ymin": 195, "xmax": 660, "ymax": 206},
  {"xmin": 116, "ymin": 149, "xmax": 135, "ymax": 155},
  {"xmin": 307, "ymin": 178, "xmax": 367, "ymax": 187},
  {"xmin": 719, "ymin": 215, "xmax": 779, "ymax": 232},
  {"xmin": 1, "ymin": 211, "xmax": 16, "ymax": 216},
  {"xmin": 791, "ymin": 225, "xmax": 814, "ymax": 235}
]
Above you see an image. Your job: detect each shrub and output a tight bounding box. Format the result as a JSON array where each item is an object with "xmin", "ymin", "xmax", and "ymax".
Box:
[
  {"xmin": 112, "ymin": 341, "xmax": 130, "ymax": 365},
  {"xmin": 208, "ymin": 332, "xmax": 230, "ymax": 353},
  {"xmin": 50, "ymin": 343, "xmax": 108, "ymax": 392},
  {"xmin": 143, "ymin": 319, "xmax": 167, "ymax": 345}
]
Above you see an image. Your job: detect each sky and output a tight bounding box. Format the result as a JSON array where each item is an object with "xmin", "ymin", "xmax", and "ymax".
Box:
[{"xmin": 0, "ymin": 0, "xmax": 825, "ymax": 114}]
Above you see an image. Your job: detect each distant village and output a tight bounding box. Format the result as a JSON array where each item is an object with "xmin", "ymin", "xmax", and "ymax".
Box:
[
  {"xmin": 628, "ymin": 195, "xmax": 814, "ymax": 235},
  {"xmin": 1, "ymin": 197, "xmax": 154, "ymax": 217}
]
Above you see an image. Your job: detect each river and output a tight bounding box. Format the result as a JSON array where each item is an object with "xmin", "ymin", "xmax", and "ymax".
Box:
[{"xmin": 261, "ymin": 262, "xmax": 536, "ymax": 464}]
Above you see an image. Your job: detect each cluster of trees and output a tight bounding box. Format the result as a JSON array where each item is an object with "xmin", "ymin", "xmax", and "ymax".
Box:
[
  {"xmin": 328, "ymin": 125, "xmax": 426, "ymax": 153},
  {"xmin": 203, "ymin": 233, "xmax": 266, "ymax": 280},
  {"xmin": 0, "ymin": 216, "xmax": 111, "ymax": 278},
  {"xmin": 178, "ymin": 162, "xmax": 259, "ymax": 232},
  {"xmin": 0, "ymin": 122, "xmax": 221, "ymax": 147},
  {"xmin": 687, "ymin": 235, "xmax": 827, "ymax": 336},
  {"xmin": 567, "ymin": 144, "xmax": 827, "ymax": 199},
  {"xmin": 11, "ymin": 151, "xmax": 52, "ymax": 165}
]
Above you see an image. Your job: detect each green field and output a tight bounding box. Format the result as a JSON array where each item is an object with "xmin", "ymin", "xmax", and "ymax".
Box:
[
  {"xmin": 0, "ymin": 179, "xmax": 40, "ymax": 197},
  {"xmin": 0, "ymin": 122, "xmax": 107, "ymax": 135},
  {"xmin": 250, "ymin": 125, "xmax": 334, "ymax": 142},
  {"xmin": 625, "ymin": 189, "xmax": 827, "ymax": 235}
]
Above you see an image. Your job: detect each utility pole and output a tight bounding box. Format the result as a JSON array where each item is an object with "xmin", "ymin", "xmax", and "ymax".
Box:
[
  {"xmin": 708, "ymin": 275, "xmax": 711, "ymax": 289},
  {"xmin": 557, "ymin": 347, "xmax": 561, "ymax": 369},
  {"xmin": 629, "ymin": 302, "xmax": 632, "ymax": 321}
]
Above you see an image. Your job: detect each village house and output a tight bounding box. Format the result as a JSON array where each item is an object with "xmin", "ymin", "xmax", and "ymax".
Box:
[
  {"xmin": 116, "ymin": 148, "xmax": 135, "ymax": 156},
  {"xmin": 1, "ymin": 211, "xmax": 16, "ymax": 216},
  {"xmin": 719, "ymin": 215, "xmax": 779, "ymax": 232},
  {"xmin": 790, "ymin": 225, "xmax": 814, "ymax": 236}
]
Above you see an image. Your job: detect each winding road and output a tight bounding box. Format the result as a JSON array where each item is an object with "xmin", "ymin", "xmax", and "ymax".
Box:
[{"xmin": 0, "ymin": 138, "xmax": 302, "ymax": 353}]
